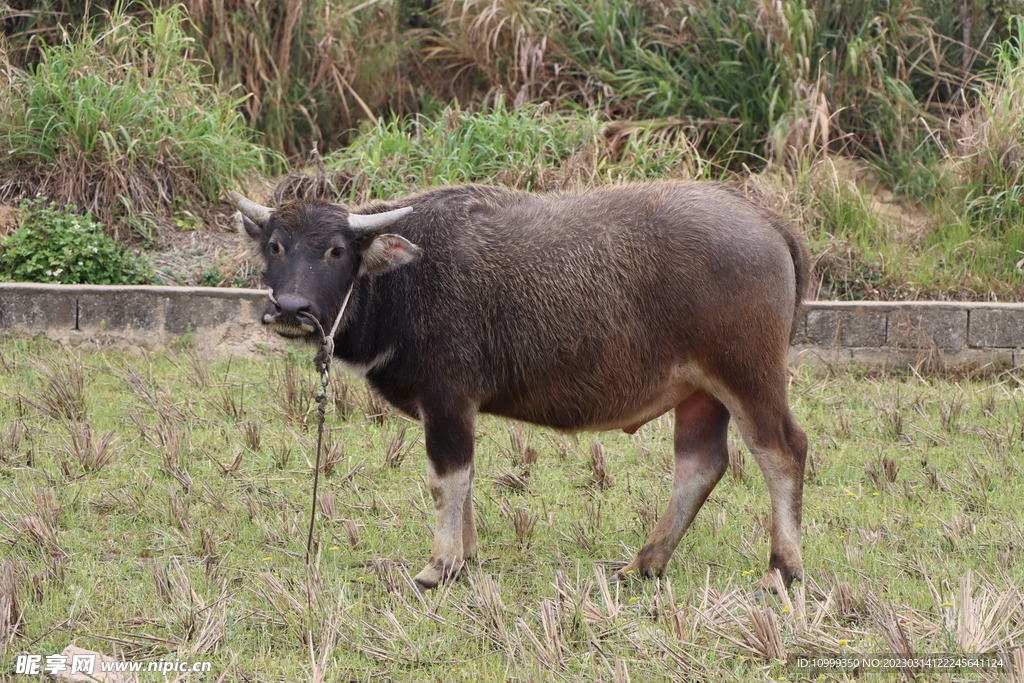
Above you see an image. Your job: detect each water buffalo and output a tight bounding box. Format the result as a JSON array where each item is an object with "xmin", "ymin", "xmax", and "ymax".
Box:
[{"xmin": 230, "ymin": 182, "xmax": 809, "ymax": 591}]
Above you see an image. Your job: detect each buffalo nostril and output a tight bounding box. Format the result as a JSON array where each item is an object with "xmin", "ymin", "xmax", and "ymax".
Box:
[{"xmin": 276, "ymin": 296, "xmax": 311, "ymax": 315}]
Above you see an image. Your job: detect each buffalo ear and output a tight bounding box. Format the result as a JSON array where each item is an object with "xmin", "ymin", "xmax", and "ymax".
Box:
[
  {"xmin": 233, "ymin": 211, "xmax": 267, "ymax": 242},
  {"xmin": 358, "ymin": 234, "xmax": 422, "ymax": 276}
]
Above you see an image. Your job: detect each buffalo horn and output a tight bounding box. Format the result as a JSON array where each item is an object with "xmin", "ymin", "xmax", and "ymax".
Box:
[
  {"xmin": 348, "ymin": 206, "xmax": 414, "ymax": 232},
  {"xmin": 228, "ymin": 191, "xmax": 272, "ymax": 227}
]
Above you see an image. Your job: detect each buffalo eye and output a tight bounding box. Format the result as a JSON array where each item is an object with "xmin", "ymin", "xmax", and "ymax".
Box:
[
  {"xmin": 268, "ymin": 241, "xmax": 281, "ymax": 255},
  {"xmin": 329, "ymin": 246, "xmax": 345, "ymax": 258}
]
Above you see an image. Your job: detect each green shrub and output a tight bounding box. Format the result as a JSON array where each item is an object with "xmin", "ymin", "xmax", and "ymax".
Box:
[
  {"xmin": 0, "ymin": 4, "xmax": 277, "ymax": 241},
  {"xmin": 0, "ymin": 199, "xmax": 154, "ymax": 284}
]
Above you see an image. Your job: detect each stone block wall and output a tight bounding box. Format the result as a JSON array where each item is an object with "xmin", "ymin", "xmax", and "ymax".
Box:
[{"xmin": 792, "ymin": 301, "xmax": 1024, "ymax": 370}]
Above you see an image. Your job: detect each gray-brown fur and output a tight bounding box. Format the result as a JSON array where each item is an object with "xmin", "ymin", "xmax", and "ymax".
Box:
[{"xmin": 235, "ymin": 180, "xmax": 810, "ymax": 591}]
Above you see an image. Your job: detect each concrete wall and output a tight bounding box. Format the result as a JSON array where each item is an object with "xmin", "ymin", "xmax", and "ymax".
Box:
[
  {"xmin": 1, "ymin": 283, "xmax": 1022, "ymax": 369},
  {"xmin": 0, "ymin": 283, "xmax": 284, "ymax": 354}
]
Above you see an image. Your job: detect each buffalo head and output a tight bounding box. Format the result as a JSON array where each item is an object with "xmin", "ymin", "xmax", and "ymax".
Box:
[{"xmin": 230, "ymin": 191, "xmax": 419, "ymax": 340}]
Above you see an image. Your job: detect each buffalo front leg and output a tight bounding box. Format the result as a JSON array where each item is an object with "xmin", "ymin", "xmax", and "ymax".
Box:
[
  {"xmin": 414, "ymin": 399, "xmax": 476, "ymax": 592},
  {"xmin": 615, "ymin": 391, "xmax": 729, "ymax": 580}
]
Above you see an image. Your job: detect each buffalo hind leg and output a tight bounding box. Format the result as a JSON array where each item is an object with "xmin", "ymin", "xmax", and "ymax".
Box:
[
  {"xmin": 729, "ymin": 393, "xmax": 808, "ymax": 588},
  {"xmin": 614, "ymin": 391, "xmax": 729, "ymax": 580},
  {"xmin": 414, "ymin": 399, "xmax": 476, "ymax": 592}
]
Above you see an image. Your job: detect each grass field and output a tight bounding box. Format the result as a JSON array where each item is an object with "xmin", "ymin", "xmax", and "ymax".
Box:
[{"xmin": 1, "ymin": 336, "xmax": 1023, "ymax": 681}]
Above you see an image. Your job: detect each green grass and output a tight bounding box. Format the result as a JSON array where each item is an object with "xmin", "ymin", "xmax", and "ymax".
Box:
[
  {"xmin": 327, "ymin": 101, "xmax": 714, "ymax": 203},
  {"xmin": 1, "ymin": 337, "xmax": 1022, "ymax": 681}
]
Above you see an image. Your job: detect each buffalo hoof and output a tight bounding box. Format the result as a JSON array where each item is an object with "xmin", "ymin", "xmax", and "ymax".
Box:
[
  {"xmin": 611, "ymin": 567, "xmax": 661, "ymax": 583},
  {"xmin": 608, "ymin": 571, "xmax": 630, "ymax": 583},
  {"xmin": 612, "ymin": 546, "xmax": 669, "ymax": 582},
  {"xmin": 413, "ymin": 557, "xmax": 464, "ymax": 593},
  {"xmin": 757, "ymin": 567, "xmax": 803, "ymax": 593}
]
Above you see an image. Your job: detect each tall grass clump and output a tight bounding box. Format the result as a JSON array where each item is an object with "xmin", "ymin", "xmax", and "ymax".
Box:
[
  {"xmin": 940, "ymin": 18, "xmax": 1024, "ymax": 284},
  {"xmin": 0, "ymin": 5, "xmax": 275, "ymax": 241},
  {"xmin": 181, "ymin": 0, "xmax": 418, "ymax": 157},
  {"xmin": 324, "ymin": 102, "xmax": 710, "ymax": 203}
]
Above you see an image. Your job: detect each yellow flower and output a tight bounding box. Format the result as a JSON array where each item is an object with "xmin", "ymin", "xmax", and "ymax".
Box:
[
  {"xmin": 838, "ymin": 639, "xmax": 849, "ymax": 645},
  {"xmin": 261, "ymin": 557, "xmax": 272, "ymax": 562}
]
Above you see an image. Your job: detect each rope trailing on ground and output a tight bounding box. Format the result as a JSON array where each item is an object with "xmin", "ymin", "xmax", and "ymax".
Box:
[
  {"xmin": 301, "ymin": 282, "xmax": 354, "ymax": 564},
  {"xmin": 305, "ymin": 341, "xmax": 331, "ymax": 565}
]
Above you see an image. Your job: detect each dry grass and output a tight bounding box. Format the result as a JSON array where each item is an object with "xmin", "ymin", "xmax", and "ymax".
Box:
[
  {"xmin": 382, "ymin": 424, "xmax": 411, "ymax": 469},
  {"xmin": 32, "ymin": 358, "xmax": 86, "ymax": 421},
  {"xmin": 57, "ymin": 421, "xmax": 118, "ymax": 476},
  {"xmin": 0, "ymin": 562, "xmax": 25, "ymax": 650},
  {"xmin": 588, "ymin": 441, "xmax": 611, "ymax": 489},
  {"xmin": 426, "ymin": 0, "xmax": 569, "ymax": 108},
  {"xmin": 270, "ymin": 148, "xmax": 352, "ymax": 205}
]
